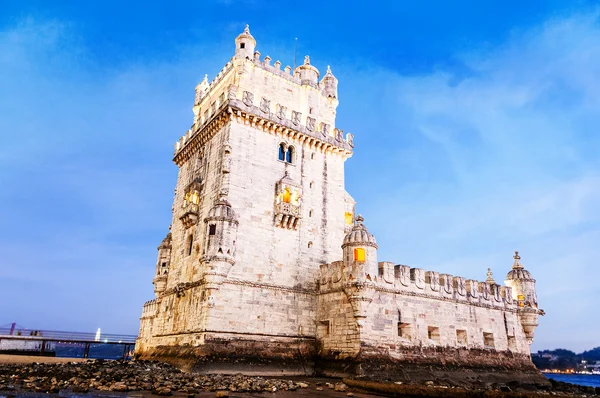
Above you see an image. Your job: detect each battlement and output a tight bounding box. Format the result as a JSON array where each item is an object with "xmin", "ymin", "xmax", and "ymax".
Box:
[
  {"xmin": 319, "ymin": 261, "xmax": 517, "ymax": 310},
  {"xmin": 141, "ymin": 299, "xmax": 158, "ymax": 319}
]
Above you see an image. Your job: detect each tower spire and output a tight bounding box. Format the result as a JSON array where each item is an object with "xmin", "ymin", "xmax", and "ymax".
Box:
[{"xmin": 512, "ymin": 251, "xmax": 524, "ymax": 269}]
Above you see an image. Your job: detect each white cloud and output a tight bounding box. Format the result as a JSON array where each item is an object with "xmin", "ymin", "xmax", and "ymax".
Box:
[{"xmin": 346, "ymin": 12, "xmax": 600, "ymax": 351}]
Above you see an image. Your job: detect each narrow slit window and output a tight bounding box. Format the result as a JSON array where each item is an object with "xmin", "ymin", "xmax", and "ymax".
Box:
[
  {"xmin": 209, "ymin": 224, "xmax": 216, "ymax": 236},
  {"xmin": 187, "ymin": 235, "xmax": 194, "ymax": 256}
]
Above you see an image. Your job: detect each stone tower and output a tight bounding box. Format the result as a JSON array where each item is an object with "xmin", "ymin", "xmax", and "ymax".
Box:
[{"xmin": 136, "ymin": 26, "xmax": 355, "ymax": 373}]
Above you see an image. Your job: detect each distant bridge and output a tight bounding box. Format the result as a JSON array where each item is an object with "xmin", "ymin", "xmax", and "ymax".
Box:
[{"xmin": 0, "ymin": 323, "xmax": 137, "ymax": 359}]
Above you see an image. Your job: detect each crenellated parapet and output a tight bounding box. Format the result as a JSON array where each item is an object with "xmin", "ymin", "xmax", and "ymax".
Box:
[
  {"xmin": 141, "ymin": 299, "xmax": 159, "ymax": 319},
  {"xmin": 319, "ymin": 261, "xmax": 518, "ymax": 311}
]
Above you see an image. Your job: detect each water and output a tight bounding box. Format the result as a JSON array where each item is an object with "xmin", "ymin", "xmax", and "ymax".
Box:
[{"xmin": 544, "ymin": 373, "xmax": 600, "ymax": 388}]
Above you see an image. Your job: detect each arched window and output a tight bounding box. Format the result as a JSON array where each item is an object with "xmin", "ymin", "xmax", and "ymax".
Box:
[
  {"xmin": 308, "ymin": 241, "xmax": 313, "ymax": 248},
  {"xmin": 283, "ymin": 188, "xmax": 291, "ymax": 203},
  {"xmin": 285, "ymin": 146, "xmax": 294, "ymax": 163},
  {"xmin": 278, "ymin": 143, "xmax": 286, "ymax": 161}
]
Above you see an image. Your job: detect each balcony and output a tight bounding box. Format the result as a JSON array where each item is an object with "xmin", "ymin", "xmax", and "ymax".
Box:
[
  {"xmin": 180, "ymin": 202, "xmax": 199, "ymax": 228},
  {"xmin": 275, "ymin": 202, "xmax": 301, "ymax": 230}
]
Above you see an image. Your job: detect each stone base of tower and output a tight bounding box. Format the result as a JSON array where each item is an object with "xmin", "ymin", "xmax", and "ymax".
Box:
[
  {"xmin": 135, "ymin": 332, "xmax": 316, "ymax": 376},
  {"xmin": 316, "ymin": 345, "xmax": 550, "ymax": 388}
]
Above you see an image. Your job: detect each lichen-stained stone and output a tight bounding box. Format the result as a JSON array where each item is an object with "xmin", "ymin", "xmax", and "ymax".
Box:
[{"xmin": 135, "ymin": 26, "xmax": 546, "ymax": 386}]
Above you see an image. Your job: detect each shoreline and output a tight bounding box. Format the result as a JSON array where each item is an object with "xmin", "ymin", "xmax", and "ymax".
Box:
[{"xmin": 0, "ymin": 358, "xmax": 598, "ymax": 397}]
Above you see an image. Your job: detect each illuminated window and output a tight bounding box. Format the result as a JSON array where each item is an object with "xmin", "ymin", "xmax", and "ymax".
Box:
[
  {"xmin": 345, "ymin": 212, "xmax": 353, "ymax": 225},
  {"xmin": 517, "ymin": 294, "xmax": 525, "ymax": 301},
  {"xmin": 354, "ymin": 248, "xmax": 365, "ymax": 262},
  {"xmin": 428, "ymin": 326, "xmax": 440, "ymax": 343},
  {"xmin": 283, "ymin": 188, "xmax": 291, "ymax": 203},
  {"xmin": 483, "ymin": 332, "xmax": 495, "ymax": 348}
]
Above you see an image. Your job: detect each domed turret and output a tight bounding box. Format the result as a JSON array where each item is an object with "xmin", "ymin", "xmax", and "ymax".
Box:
[
  {"xmin": 342, "ymin": 215, "xmax": 378, "ymax": 282},
  {"xmin": 295, "ymin": 55, "xmax": 320, "ymax": 86},
  {"xmin": 321, "ymin": 65, "xmax": 339, "ymax": 110},
  {"xmin": 234, "ymin": 25, "xmax": 256, "ymax": 60},
  {"xmin": 504, "ymin": 251, "xmax": 544, "ymax": 344},
  {"xmin": 202, "ymin": 191, "xmax": 239, "ymax": 291}
]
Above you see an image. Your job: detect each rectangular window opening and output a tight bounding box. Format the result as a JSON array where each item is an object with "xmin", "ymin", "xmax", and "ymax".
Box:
[
  {"xmin": 318, "ymin": 320, "xmax": 330, "ymax": 336},
  {"xmin": 456, "ymin": 329, "xmax": 468, "ymax": 346},
  {"xmin": 398, "ymin": 322, "xmax": 412, "ymax": 341},
  {"xmin": 428, "ymin": 326, "xmax": 440, "ymax": 343},
  {"xmin": 353, "ymin": 248, "xmax": 365, "ymax": 262},
  {"xmin": 483, "ymin": 332, "xmax": 495, "ymax": 349},
  {"xmin": 209, "ymin": 224, "xmax": 217, "ymax": 235}
]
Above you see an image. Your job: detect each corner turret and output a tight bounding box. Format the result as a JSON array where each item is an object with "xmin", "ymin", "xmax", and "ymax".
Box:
[
  {"xmin": 153, "ymin": 232, "xmax": 172, "ymax": 297},
  {"xmin": 341, "ymin": 215, "xmax": 378, "ymax": 326},
  {"xmin": 504, "ymin": 251, "xmax": 544, "ymax": 344},
  {"xmin": 342, "ymin": 215, "xmax": 378, "ymax": 281},
  {"xmin": 321, "ymin": 65, "xmax": 339, "ymax": 110},
  {"xmin": 201, "ymin": 191, "xmax": 239, "ymax": 291},
  {"xmin": 234, "ymin": 25, "xmax": 256, "ymax": 60}
]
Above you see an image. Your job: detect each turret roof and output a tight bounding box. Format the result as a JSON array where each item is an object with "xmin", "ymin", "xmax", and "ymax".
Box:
[
  {"xmin": 342, "ymin": 215, "xmax": 378, "ymax": 248},
  {"xmin": 505, "ymin": 251, "xmax": 534, "ymax": 281}
]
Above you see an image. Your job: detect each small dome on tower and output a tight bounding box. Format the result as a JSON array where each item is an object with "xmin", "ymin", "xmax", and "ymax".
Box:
[
  {"xmin": 342, "ymin": 215, "xmax": 378, "ymax": 248},
  {"xmin": 506, "ymin": 251, "xmax": 534, "ymax": 281},
  {"xmin": 206, "ymin": 192, "xmax": 238, "ymax": 222}
]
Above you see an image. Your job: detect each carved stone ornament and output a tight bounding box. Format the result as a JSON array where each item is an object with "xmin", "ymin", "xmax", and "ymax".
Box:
[
  {"xmin": 347, "ymin": 133, "xmax": 354, "ymax": 147},
  {"xmin": 292, "ymin": 111, "xmax": 301, "ymax": 125},
  {"xmin": 243, "ymin": 91, "xmax": 254, "ymax": 106},
  {"xmin": 227, "ymin": 85, "xmax": 237, "ymax": 100},
  {"xmin": 427, "ymin": 271, "xmax": 440, "ymax": 291},
  {"xmin": 454, "ymin": 276, "xmax": 466, "ymax": 296},
  {"xmin": 321, "ymin": 123, "xmax": 329, "ymax": 136},
  {"xmin": 466, "ymin": 279, "xmax": 478, "ymax": 298},
  {"xmin": 277, "ymin": 105, "xmax": 287, "ymax": 119},
  {"xmin": 397, "ymin": 265, "xmax": 410, "ymax": 287},
  {"xmin": 442, "ymin": 274, "xmax": 453, "ymax": 294},
  {"xmin": 335, "ymin": 128, "xmax": 343, "ymax": 141},
  {"xmin": 260, "ymin": 97, "xmax": 270, "ymax": 113},
  {"xmin": 412, "ymin": 268, "xmax": 425, "ymax": 290},
  {"xmin": 306, "ymin": 117, "xmax": 316, "ymax": 131}
]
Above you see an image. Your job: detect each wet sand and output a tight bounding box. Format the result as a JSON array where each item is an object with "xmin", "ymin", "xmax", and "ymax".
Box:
[{"xmin": 0, "ymin": 355, "xmax": 88, "ymax": 365}]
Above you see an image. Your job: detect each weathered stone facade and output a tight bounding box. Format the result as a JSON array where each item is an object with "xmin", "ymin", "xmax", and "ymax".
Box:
[{"xmin": 136, "ymin": 26, "xmax": 546, "ymax": 383}]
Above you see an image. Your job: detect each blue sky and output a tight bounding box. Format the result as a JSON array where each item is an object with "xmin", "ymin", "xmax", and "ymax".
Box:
[{"xmin": 1, "ymin": 0, "xmax": 599, "ymax": 352}]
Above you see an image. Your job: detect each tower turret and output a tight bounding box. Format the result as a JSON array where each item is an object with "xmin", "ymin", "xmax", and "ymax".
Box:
[
  {"xmin": 342, "ymin": 215, "xmax": 378, "ymax": 281},
  {"xmin": 320, "ymin": 65, "xmax": 339, "ymax": 109},
  {"xmin": 152, "ymin": 232, "xmax": 172, "ymax": 297},
  {"xmin": 201, "ymin": 191, "xmax": 239, "ymax": 291},
  {"xmin": 295, "ymin": 55, "xmax": 320, "ymax": 86},
  {"xmin": 341, "ymin": 215, "xmax": 378, "ymax": 326},
  {"xmin": 504, "ymin": 251, "xmax": 544, "ymax": 344},
  {"xmin": 234, "ymin": 25, "xmax": 256, "ymax": 60}
]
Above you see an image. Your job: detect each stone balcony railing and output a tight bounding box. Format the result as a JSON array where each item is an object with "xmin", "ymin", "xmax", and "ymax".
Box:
[
  {"xmin": 179, "ymin": 202, "xmax": 199, "ymax": 228},
  {"xmin": 275, "ymin": 202, "xmax": 301, "ymax": 230}
]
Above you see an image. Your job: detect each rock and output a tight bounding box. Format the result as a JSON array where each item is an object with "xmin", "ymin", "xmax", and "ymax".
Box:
[
  {"xmin": 334, "ymin": 382, "xmax": 347, "ymax": 392},
  {"xmin": 315, "ymin": 386, "xmax": 324, "ymax": 391},
  {"xmin": 215, "ymin": 392, "xmax": 229, "ymax": 397},
  {"xmin": 154, "ymin": 387, "xmax": 172, "ymax": 396},
  {"xmin": 394, "ymin": 381, "xmax": 403, "ymax": 385},
  {"xmin": 297, "ymin": 382, "xmax": 309, "ymax": 388},
  {"xmin": 347, "ymin": 393, "xmax": 354, "ymax": 397},
  {"xmin": 424, "ymin": 380, "xmax": 435, "ymax": 386},
  {"xmin": 325, "ymin": 382, "xmax": 334, "ymax": 388},
  {"xmin": 500, "ymin": 385, "xmax": 512, "ymax": 392}
]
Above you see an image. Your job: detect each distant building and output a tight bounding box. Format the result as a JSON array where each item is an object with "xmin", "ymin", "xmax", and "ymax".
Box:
[{"xmin": 135, "ymin": 26, "xmax": 546, "ymax": 381}]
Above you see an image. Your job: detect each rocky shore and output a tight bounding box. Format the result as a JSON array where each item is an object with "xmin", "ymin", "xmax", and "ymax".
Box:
[{"xmin": 0, "ymin": 359, "xmax": 598, "ymax": 397}]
